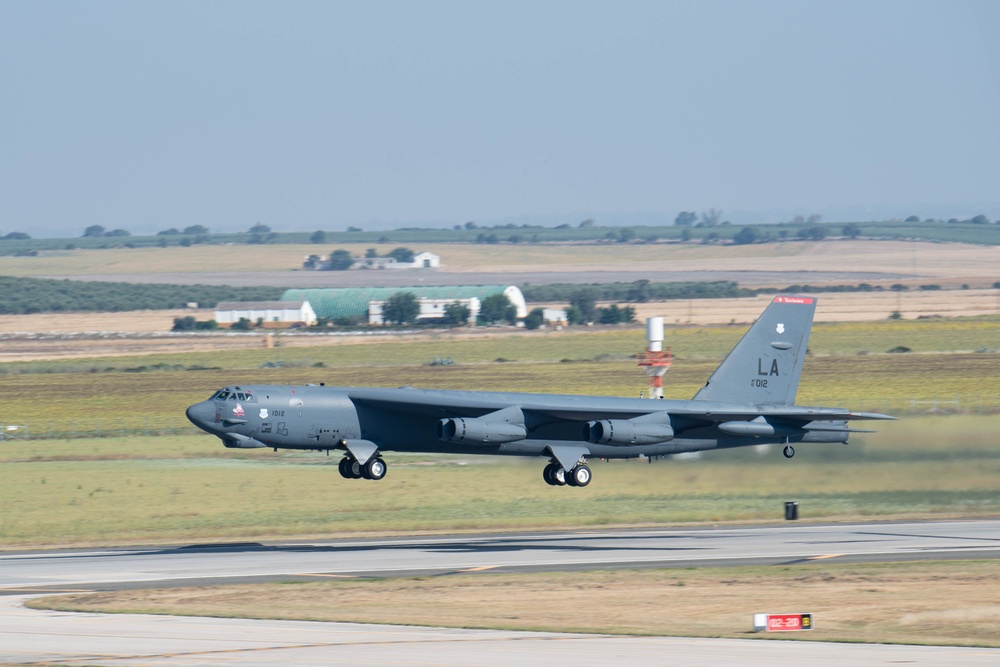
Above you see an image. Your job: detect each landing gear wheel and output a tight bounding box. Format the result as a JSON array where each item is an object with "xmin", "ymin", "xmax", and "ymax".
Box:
[
  {"xmin": 783, "ymin": 445, "xmax": 795, "ymax": 459},
  {"xmin": 349, "ymin": 459, "xmax": 364, "ymax": 479},
  {"xmin": 338, "ymin": 457, "xmax": 355, "ymax": 479},
  {"xmin": 364, "ymin": 457, "xmax": 387, "ymax": 481},
  {"xmin": 569, "ymin": 464, "xmax": 592, "ymax": 487},
  {"xmin": 543, "ymin": 463, "xmax": 567, "ymax": 486}
]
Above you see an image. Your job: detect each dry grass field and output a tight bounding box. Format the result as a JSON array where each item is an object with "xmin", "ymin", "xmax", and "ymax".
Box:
[
  {"xmin": 0, "ymin": 240, "xmax": 972, "ymax": 281},
  {"xmin": 35, "ymin": 560, "xmax": 1000, "ymax": 647},
  {"xmin": 1, "ymin": 240, "xmax": 998, "ymax": 286}
]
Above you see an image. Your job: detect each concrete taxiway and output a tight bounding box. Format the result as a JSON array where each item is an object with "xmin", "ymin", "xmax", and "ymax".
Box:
[{"xmin": 3, "ymin": 520, "xmax": 1000, "ymax": 666}]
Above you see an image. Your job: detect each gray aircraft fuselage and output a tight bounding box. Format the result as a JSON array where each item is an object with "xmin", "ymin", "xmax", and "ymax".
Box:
[{"xmin": 185, "ymin": 296, "xmax": 893, "ymax": 486}]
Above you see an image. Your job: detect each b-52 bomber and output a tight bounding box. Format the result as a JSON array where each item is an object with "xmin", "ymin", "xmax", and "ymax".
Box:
[{"xmin": 186, "ymin": 296, "xmax": 893, "ymax": 487}]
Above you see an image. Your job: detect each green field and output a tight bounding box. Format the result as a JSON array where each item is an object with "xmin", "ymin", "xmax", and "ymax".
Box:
[
  {"xmin": 1, "ymin": 318, "xmax": 997, "ymax": 547},
  {"xmin": 1, "ymin": 318, "xmax": 998, "ymax": 434},
  {"xmin": 2, "ymin": 416, "xmax": 998, "ymax": 547},
  {"xmin": 1, "ymin": 218, "xmax": 997, "ymax": 255}
]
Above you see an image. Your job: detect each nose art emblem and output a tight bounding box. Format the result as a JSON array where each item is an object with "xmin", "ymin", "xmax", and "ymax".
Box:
[{"xmin": 260, "ymin": 409, "xmax": 269, "ymax": 419}]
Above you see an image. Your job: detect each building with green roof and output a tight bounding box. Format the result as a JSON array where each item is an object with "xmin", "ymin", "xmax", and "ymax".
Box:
[{"xmin": 281, "ymin": 286, "xmax": 527, "ymax": 323}]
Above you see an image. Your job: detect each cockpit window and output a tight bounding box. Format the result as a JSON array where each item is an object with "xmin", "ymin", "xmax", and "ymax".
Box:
[{"xmin": 212, "ymin": 389, "xmax": 254, "ymax": 402}]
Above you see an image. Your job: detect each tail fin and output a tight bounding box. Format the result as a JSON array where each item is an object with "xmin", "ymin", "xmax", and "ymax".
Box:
[{"xmin": 693, "ymin": 296, "xmax": 816, "ymax": 405}]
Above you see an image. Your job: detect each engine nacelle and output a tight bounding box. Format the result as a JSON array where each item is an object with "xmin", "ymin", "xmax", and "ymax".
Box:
[
  {"xmin": 436, "ymin": 417, "xmax": 527, "ymax": 445},
  {"xmin": 585, "ymin": 419, "xmax": 674, "ymax": 446}
]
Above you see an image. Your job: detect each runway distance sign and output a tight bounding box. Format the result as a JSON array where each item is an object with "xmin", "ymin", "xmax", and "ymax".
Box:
[{"xmin": 753, "ymin": 613, "xmax": 813, "ymax": 632}]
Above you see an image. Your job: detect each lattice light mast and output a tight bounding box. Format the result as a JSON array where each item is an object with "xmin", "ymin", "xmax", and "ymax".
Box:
[{"xmin": 637, "ymin": 316, "xmax": 672, "ymax": 399}]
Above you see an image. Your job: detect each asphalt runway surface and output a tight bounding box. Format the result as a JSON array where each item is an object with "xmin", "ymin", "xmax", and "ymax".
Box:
[{"xmin": 3, "ymin": 520, "xmax": 1000, "ymax": 666}]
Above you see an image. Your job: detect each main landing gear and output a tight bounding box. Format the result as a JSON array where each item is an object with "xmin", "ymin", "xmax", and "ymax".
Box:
[
  {"xmin": 543, "ymin": 461, "xmax": 591, "ymax": 487},
  {"xmin": 339, "ymin": 455, "xmax": 387, "ymax": 481}
]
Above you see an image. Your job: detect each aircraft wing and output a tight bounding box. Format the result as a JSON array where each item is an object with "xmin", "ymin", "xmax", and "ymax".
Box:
[{"xmin": 348, "ymin": 388, "xmax": 894, "ymax": 439}]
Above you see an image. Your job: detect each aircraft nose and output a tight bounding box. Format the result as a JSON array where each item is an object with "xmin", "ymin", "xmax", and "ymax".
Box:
[{"xmin": 186, "ymin": 400, "xmax": 216, "ymax": 429}]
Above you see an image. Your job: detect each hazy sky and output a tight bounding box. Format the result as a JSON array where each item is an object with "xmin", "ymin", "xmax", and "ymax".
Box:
[{"xmin": 2, "ymin": 0, "xmax": 998, "ymax": 236}]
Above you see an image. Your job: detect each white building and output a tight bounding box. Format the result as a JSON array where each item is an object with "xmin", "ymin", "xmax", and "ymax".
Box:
[
  {"xmin": 369, "ymin": 297, "xmax": 480, "ymax": 325},
  {"xmin": 410, "ymin": 251, "xmax": 440, "ymax": 268},
  {"xmin": 214, "ymin": 301, "xmax": 317, "ymax": 328},
  {"xmin": 542, "ymin": 308, "xmax": 568, "ymax": 324}
]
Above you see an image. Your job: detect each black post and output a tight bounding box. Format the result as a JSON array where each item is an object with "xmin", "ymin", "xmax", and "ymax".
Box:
[{"xmin": 784, "ymin": 501, "xmax": 799, "ymax": 521}]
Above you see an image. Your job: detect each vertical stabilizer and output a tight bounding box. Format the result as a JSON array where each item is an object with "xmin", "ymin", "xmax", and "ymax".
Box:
[{"xmin": 693, "ymin": 296, "xmax": 816, "ymax": 405}]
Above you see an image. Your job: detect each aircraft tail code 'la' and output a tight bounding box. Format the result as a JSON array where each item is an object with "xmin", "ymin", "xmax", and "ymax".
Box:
[{"xmin": 693, "ymin": 296, "xmax": 816, "ymax": 406}]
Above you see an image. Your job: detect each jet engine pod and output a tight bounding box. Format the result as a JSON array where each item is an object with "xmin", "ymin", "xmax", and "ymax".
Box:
[
  {"xmin": 585, "ymin": 419, "xmax": 674, "ymax": 445},
  {"xmin": 436, "ymin": 417, "xmax": 527, "ymax": 445}
]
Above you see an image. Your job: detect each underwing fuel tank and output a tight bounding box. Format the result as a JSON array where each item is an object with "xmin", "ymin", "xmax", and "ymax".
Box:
[
  {"xmin": 436, "ymin": 417, "xmax": 527, "ymax": 445},
  {"xmin": 586, "ymin": 419, "xmax": 675, "ymax": 445}
]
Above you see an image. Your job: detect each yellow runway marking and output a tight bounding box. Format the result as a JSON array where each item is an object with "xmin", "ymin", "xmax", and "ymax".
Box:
[
  {"xmin": 293, "ymin": 573, "xmax": 356, "ymax": 578},
  {"xmin": 807, "ymin": 554, "xmax": 844, "ymax": 561},
  {"xmin": 458, "ymin": 565, "xmax": 498, "ymax": 573}
]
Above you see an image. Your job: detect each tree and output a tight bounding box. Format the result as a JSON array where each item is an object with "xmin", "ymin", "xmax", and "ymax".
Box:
[
  {"xmin": 569, "ymin": 288, "xmax": 598, "ymax": 323},
  {"xmin": 798, "ymin": 226, "xmax": 828, "ymax": 240},
  {"xmin": 381, "ymin": 292, "xmax": 419, "ymax": 325},
  {"xmin": 627, "ymin": 279, "xmax": 651, "ymax": 302},
  {"xmin": 310, "ymin": 230, "xmax": 327, "ymax": 244},
  {"xmin": 617, "ymin": 227, "xmax": 635, "ymax": 243},
  {"xmin": 387, "ymin": 247, "xmax": 415, "ymax": 263},
  {"xmin": 904, "ymin": 215, "xmax": 920, "ymax": 223},
  {"xmin": 479, "ymin": 293, "xmax": 517, "ymax": 324},
  {"xmin": 732, "ymin": 226, "xmax": 758, "ymax": 245},
  {"xmin": 578, "ymin": 219, "xmax": 595, "ymax": 228},
  {"xmin": 230, "ymin": 318, "xmax": 252, "ymax": 331},
  {"xmin": 365, "ymin": 248, "xmax": 378, "ymax": 258},
  {"xmin": 524, "ymin": 307, "xmax": 545, "ymax": 330},
  {"xmin": 970, "ymin": 214, "xmax": 991, "ymax": 225},
  {"xmin": 249, "ymin": 223, "xmax": 271, "ymax": 234},
  {"xmin": 464, "ymin": 221, "xmax": 478, "ymax": 230},
  {"xmin": 597, "ymin": 304, "xmax": 636, "ymax": 324},
  {"xmin": 842, "ymin": 223, "xmax": 862, "ymax": 239},
  {"xmin": 172, "ymin": 316, "xmax": 196, "ymax": 331},
  {"xmin": 183, "ymin": 225, "xmax": 208, "ymax": 235},
  {"xmin": 680, "ymin": 227, "xmax": 693, "ymax": 242},
  {"xmin": 442, "ymin": 301, "xmax": 471, "ymax": 326},
  {"xmin": 700, "ymin": 209, "xmax": 722, "ymax": 226},
  {"xmin": 326, "ymin": 249, "xmax": 355, "ymax": 270},
  {"xmin": 674, "ymin": 211, "xmax": 697, "ymax": 226},
  {"xmin": 2, "ymin": 232, "xmax": 30, "ymax": 240},
  {"xmin": 158, "ymin": 228, "xmax": 180, "ymax": 235},
  {"xmin": 806, "ymin": 214, "xmax": 822, "ymax": 224},
  {"xmin": 105, "ymin": 228, "xmax": 130, "ymax": 237},
  {"xmin": 83, "ymin": 225, "xmax": 106, "ymax": 237}
]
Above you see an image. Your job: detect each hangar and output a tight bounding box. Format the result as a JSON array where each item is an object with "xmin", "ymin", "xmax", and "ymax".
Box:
[
  {"xmin": 214, "ymin": 301, "xmax": 318, "ymax": 328},
  {"xmin": 280, "ymin": 286, "xmax": 527, "ymax": 324}
]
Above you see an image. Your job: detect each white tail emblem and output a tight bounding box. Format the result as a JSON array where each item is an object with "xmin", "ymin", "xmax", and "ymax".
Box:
[{"xmin": 776, "ymin": 323, "xmax": 785, "ymax": 334}]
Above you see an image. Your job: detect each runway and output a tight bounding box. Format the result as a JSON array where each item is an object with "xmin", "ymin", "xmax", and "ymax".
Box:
[{"xmin": 3, "ymin": 520, "xmax": 1000, "ymax": 666}]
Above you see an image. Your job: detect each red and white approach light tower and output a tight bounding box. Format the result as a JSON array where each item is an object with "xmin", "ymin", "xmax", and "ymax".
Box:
[{"xmin": 637, "ymin": 316, "xmax": 672, "ymax": 399}]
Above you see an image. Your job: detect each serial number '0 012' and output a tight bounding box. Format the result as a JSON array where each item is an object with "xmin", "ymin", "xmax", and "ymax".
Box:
[{"xmin": 750, "ymin": 379, "xmax": 768, "ymax": 387}]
